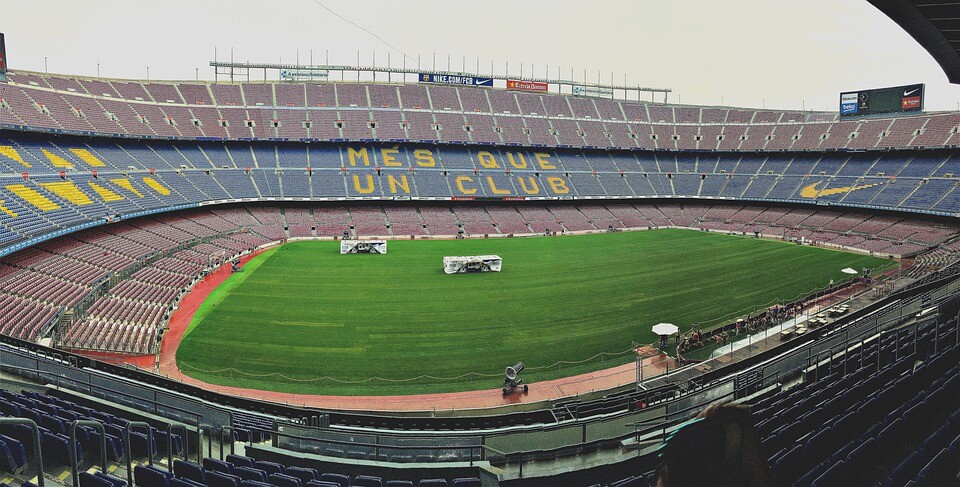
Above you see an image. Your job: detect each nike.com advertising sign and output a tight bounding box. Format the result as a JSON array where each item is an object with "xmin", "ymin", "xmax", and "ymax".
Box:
[{"xmin": 839, "ymin": 83, "xmax": 923, "ymax": 117}]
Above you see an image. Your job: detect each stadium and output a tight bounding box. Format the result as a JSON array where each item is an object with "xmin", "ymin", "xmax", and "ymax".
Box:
[{"xmin": 0, "ymin": 1, "xmax": 958, "ymax": 486}]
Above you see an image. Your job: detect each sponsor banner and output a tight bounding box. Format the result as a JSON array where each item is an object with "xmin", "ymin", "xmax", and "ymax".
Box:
[
  {"xmin": 573, "ymin": 85, "xmax": 614, "ymax": 98},
  {"xmin": 902, "ymin": 96, "xmax": 921, "ymax": 109},
  {"xmin": 840, "ymin": 103, "xmax": 858, "ymax": 115},
  {"xmin": 506, "ymin": 79, "xmax": 548, "ymax": 93},
  {"xmin": 280, "ymin": 69, "xmax": 329, "ymax": 80},
  {"xmin": 839, "ymin": 92, "xmax": 858, "ymax": 114},
  {"xmin": 0, "ymin": 33, "xmax": 6, "ymax": 73},
  {"xmin": 419, "ymin": 73, "xmax": 493, "ymax": 87},
  {"xmin": 900, "ymin": 84, "xmax": 923, "ymax": 111}
]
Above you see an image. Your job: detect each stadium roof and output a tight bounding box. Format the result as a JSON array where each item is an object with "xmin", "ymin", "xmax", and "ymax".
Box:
[{"xmin": 869, "ymin": 0, "xmax": 960, "ymax": 83}]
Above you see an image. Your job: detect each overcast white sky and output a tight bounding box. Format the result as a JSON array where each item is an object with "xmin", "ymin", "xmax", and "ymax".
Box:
[{"xmin": 4, "ymin": 0, "xmax": 960, "ymax": 112}]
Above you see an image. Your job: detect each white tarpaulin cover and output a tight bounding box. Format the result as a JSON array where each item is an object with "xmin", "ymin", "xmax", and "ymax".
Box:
[{"xmin": 443, "ymin": 255, "xmax": 502, "ymax": 274}]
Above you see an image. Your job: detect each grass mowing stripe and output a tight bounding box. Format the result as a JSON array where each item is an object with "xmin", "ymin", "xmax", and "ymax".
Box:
[
  {"xmin": 181, "ymin": 247, "xmax": 279, "ymax": 338},
  {"xmin": 176, "ymin": 230, "xmax": 894, "ymax": 395}
]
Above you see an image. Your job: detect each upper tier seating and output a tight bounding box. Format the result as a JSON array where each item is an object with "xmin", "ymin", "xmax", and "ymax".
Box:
[{"xmin": 1, "ymin": 72, "xmax": 957, "ymax": 151}]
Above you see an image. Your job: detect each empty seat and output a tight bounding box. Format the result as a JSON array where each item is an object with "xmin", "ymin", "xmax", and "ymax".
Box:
[
  {"xmin": 283, "ymin": 467, "xmax": 317, "ymax": 484},
  {"xmin": 203, "ymin": 458, "xmax": 236, "ymax": 476},
  {"xmin": 305, "ymin": 481, "xmax": 341, "ymax": 487},
  {"xmin": 318, "ymin": 473, "xmax": 349, "ymax": 487},
  {"xmin": 418, "ymin": 480, "xmax": 448, "ymax": 487},
  {"xmin": 253, "ymin": 460, "xmax": 285, "ymax": 475},
  {"xmin": 239, "ymin": 481, "xmax": 274, "ymax": 487},
  {"xmin": 810, "ymin": 460, "xmax": 844, "ymax": 487},
  {"xmin": 79, "ymin": 472, "xmax": 114, "ymax": 487},
  {"xmin": 384, "ymin": 482, "xmax": 415, "ymax": 487},
  {"xmin": 170, "ymin": 479, "xmax": 205, "ymax": 487},
  {"xmin": 134, "ymin": 465, "xmax": 172, "ymax": 487},
  {"xmin": 173, "ymin": 459, "xmax": 206, "ymax": 484},
  {"xmin": 235, "ymin": 466, "xmax": 268, "ymax": 483},
  {"xmin": 226, "ymin": 454, "xmax": 255, "ymax": 468},
  {"xmin": 206, "ymin": 471, "xmax": 241, "ymax": 487},
  {"xmin": 352, "ymin": 476, "xmax": 383, "ymax": 487},
  {"xmin": 93, "ymin": 472, "xmax": 127, "ymax": 487},
  {"xmin": 268, "ymin": 473, "xmax": 301, "ymax": 487}
]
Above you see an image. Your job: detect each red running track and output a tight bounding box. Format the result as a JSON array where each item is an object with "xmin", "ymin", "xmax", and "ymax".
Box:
[{"xmin": 110, "ymin": 247, "xmax": 672, "ymax": 412}]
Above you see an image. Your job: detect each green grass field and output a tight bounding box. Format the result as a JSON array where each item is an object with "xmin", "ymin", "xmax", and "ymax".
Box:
[{"xmin": 176, "ymin": 230, "xmax": 894, "ymax": 395}]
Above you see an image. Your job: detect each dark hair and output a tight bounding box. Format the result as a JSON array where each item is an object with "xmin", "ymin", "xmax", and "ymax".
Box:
[{"xmin": 657, "ymin": 417, "xmax": 747, "ymax": 487}]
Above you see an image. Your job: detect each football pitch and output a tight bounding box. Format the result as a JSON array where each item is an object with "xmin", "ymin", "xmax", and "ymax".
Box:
[{"xmin": 176, "ymin": 229, "xmax": 894, "ymax": 396}]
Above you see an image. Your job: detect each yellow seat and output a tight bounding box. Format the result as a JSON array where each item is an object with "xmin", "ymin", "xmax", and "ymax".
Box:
[
  {"xmin": 0, "ymin": 146, "xmax": 29, "ymax": 168},
  {"xmin": 6, "ymin": 184, "xmax": 60, "ymax": 211},
  {"xmin": 109, "ymin": 178, "xmax": 143, "ymax": 197},
  {"xmin": 69, "ymin": 148, "xmax": 106, "ymax": 167},
  {"xmin": 142, "ymin": 177, "xmax": 171, "ymax": 196},
  {"xmin": 89, "ymin": 182, "xmax": 123, "ymax": 202},
  {"xmin": 39, "ymin": 181, "xmax": 93, "ymax": 206},
  {"xmin": 41, "ymin": 148, "xmax": 74, "ymax": 168}
]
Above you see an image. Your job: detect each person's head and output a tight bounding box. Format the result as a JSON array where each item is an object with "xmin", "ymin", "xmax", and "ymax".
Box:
[{"xmin": 655, "ymin": 403, "xmax": 778, "ymax": 487}]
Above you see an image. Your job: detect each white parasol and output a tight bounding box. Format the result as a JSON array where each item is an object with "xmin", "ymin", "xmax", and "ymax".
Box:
[{"xmin": 652, "ymin": 323, "xmax": 679, "ymax": 336}]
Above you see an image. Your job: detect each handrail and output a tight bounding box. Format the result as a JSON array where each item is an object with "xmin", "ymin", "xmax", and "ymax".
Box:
[
  {"xmin": 125, "ymin": 421, "xmax": 155, "ymax": 487},
  {"xmin": 69, "ymin": 420, "xmax": 106, "ymax": 487},
  {"xmin": 167, "ymin": 423, "xmax": 190, "ymax": 470},
  {"xmin": 0, "ymin": 418, "xmax": 44, "ymax": 487},
  {"xmin": 218, "ymin": 425, "xmax": 236, "ymax": 460}
]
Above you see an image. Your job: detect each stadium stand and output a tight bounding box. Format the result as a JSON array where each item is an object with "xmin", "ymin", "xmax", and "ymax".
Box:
[{"xmin": 0, "ymin": 70, "xmax": 959, "ymax": 486}]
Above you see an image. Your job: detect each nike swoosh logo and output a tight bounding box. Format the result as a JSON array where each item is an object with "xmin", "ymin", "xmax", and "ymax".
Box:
[
  {"xmin": 800, "ymin": 181, "xmax": 882, "ymax": 198},
  {"xmin": 904, "ymin": 88, "xmax": 919, "ymax": 96}
]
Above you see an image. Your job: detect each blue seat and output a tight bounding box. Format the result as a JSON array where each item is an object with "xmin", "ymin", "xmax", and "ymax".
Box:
[
  {"xmin": 170, "ymin": 479, "xmax": 204, "ymax": 487},
  {"xmin": 802, "ymin": 427, "xmax": 833, "ymax": 465},
  {"xmin": 610, "ymin": 477, "xmax": 644, "ymax": 487},
  {"xmin": 134, "ymin": 465, "xmax": 172, "ymax": 487},
  {"xmin": 772, "ymin": 444, "xmax": 804, "ymax": 484},
  {"xmin": 809, "ymin": 460, "xmax": 844, "ymax": 487},
  {"xmin": 268, "ymin": 473, "xmax": 301, "ymax": 487},
  {"xmin": 129, "ymin": 431, "xmax": 157, "ymax": 459},
  {"xmin": 885, "ymin": 449, "xmax": 920, "ymax": 486},
  {"xmin": 383, "ymin": 482, "xmax": 414, "ymax": 487},
  {"xmin": 915, "ymin": 448, "xmax": 958, "ymax": 487},
  {"xmin": 203, "ymin": 458, "xmax": 236, "ymax": 476},
  {"xmin": 239, "ymin": 481, "xmax": 274, "ymax": 487},
  {"xmin": 253, "ymin": 460, "xmax": 284, "ymax": 475},
  {"xmin": 93, "ymin": 472, "xmax": 127, "ymax": 487},
  {"xmin": 173, "ymin": 459, "xmax": 206, "ymax": 484},
  {"xmin": 318, "ymin": 474, "xmax": 349, "ymax": 487},
  {"xmin": 305, "ymin": 482, "xmax": 340, "ymax": 487},
  {"xmin": 418, "ymin": 480, "xmax": 447, "ymax": 487},
  {"xmin": 0, "ymin": 438, "xmax": 20, "ymax": 473},
  {"xmin": 79, "ymin": 472, "xmax": 113, "ymax": 487},
  {"xmin": 235, "ymin": 467, "xmax": 268, "ymax": 482},
  {"xmin": 155, "ymin": 431, "xmax": 183, "ymax": 456},
  {"xmin": 41, "ymin": 432, "xmax": 78, "ymax": 466},
  {"xmin": 352, "ymin": 476, "xmax": 383, "ymax": 487},
  {"xmin": 206, "ymin": 471, "xmax": 241, "ymax": 487},
  {"xmin": 844, "ymin": 437, "xmax": 875, "ymax": 481},
  {"xmin": 90, "ymin": 430, "xmax": 121, "ymax": 462},
  {"xmin": 226, "ymin": 454, "xmax": 255, "ymax": 468},
  {"xmin": 284, "ymin": 467, "xmax": 317, "ymax": 485}
]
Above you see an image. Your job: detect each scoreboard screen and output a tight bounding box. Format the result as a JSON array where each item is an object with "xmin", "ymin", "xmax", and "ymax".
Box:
[{"xmin": 840, "ymin": 83, "xmax": 923, "ymax": 117}]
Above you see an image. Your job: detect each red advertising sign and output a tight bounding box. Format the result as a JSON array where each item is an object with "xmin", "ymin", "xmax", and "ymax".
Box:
[
  {"xmin": 0, "ymin": 32, "xmax": 6, "ymax": 73},
  {"xmin": 506, "ymin": 79, "xmax": 548, "ymax": 93},
  {"xmin": 901, "ymin": 96, "xmax": 921, "ymax": 109}
]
